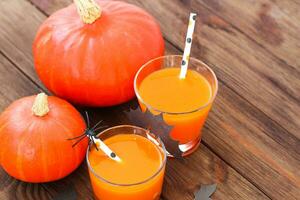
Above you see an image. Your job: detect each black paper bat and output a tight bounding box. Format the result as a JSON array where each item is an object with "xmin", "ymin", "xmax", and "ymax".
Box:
[
  {"xmin": 194, "ymin": 184, "xmax": 217, "ymax": 200},
  {"xmin": 125, "ymin": 106, "xmax": 183, "ymax": 158}
]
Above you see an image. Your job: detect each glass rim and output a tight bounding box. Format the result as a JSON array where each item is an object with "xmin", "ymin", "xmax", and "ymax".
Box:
[
  {"xmin": 134, "ymin": 55, "xmax": 219, "ymax": 115},
  {"xmin": 86, "ymin": 125, "xmax": 167, "ymax": 187}
]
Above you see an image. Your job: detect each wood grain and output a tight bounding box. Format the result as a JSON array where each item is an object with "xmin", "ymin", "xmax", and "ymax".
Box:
[
  {"xmin": 0, "ymin": 53, "xmax": 51, "ymax": 200},
  {"xmin": 13, "ymin": 0, "xmax": 300, "ymax": 138},
  {"xmin": 26, "ymin": 0, "xmax": 300, "ymax": 199},
  {"xmin": 72, "ymin": 99, "xmax": 270, "ymax": 200},
  {"xmin": 0, "ymin": 0, "xmax": 47, "ymax": 91},
  {"xmin": 25, "ymin": 0, "xmax": 300, "ymax": 138},
  {"xmin": 0, "ymin": 53, "xmax": 40, "ymax": 110},
  {"xmin": 0, "ymin": 50, "xmax": 269, "ymax": 200},
  {"xmin": 0, "ymin": 50, "xmax": 95, "ymax": 199},
  {"xmin": 197, "ymin": 0, "xmax": 300, "ymax": 68},
  {"xmin": 121, "ymin": 0, "xmax": 300, "ymax": 140},
  {"xmin": 0, "ymin": 0, "xmax": 299, "ymax": 199},
  {"xmin": 0, "ymin": 0, "xmax": 271, "ymax": 199},
  {"xmin": 0, "ymin": 167, "xmax": 51, "ymax": 200}
]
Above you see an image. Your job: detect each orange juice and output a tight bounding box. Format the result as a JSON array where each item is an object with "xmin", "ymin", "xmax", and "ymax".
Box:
[
  {"xmin": 87, "ymin": 126, "xmax": 166, "ymax": 200},
  {"xmin": 138, "ymin": 68, "xmax": 211, "ymax": 113},
  {"xmin": 134, "ymin": 55, "xmax": 218, "ymax": 156},
  {"xmin": 138, "ymin": 67, "xmax": 212, "ymax": 144}
]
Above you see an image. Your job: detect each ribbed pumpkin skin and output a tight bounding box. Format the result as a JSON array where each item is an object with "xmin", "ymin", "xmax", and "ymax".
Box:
[
  {"xmin": 33, "ymin": 0, "xmax": 165, "ymax": 106},
  {"xmin": 0, "ymin": 95, "xmax": 87, "ymax": 183}
]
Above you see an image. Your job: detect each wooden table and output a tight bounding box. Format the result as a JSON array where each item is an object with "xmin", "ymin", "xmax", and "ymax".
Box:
[{"xmin": 0, "ymin": 0, "xmax": 299, "ymax": 199}]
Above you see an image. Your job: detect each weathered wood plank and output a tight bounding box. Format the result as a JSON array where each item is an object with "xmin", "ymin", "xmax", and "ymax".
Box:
[
  {"xmin": 1, "ymin": 0, "xmax": 299, "ymax": 199},
  {"xmin": 29, "ymin": 0, "xmax": 70, "ymax": 15},
  {"xmin": 25, "ymin": 0, "xmax": 300, "ymax": 199},
  {"xmin": 0, "ymin": 0, "xmax": 272, "ymax": 199},
  {"xmin": 122, "ymin": 0, "xmax": 300, "ymax": 139},
  {"xmin": 0, "ymin": 53, "xmax": 52, "ymax": 200},
  {"xmin": 0, "ymin": 167, "xmax": 51, "ymax": 200},
  {"xmin": 160, "ymin": 144, "xmax": 270, "ymax": 200},
  {"xmin": 75, "ymin": 100, "xmax": 270, "ymax": 200},
  {"xmin": 0, "ymin": 52, "xmax": 269, "ymax": 200},
  {"xmin": 0, "ymin": 53, "xmax": 40, "ymax": 110},
  {"xmin": 0, "ymin": 0, "xmax": 47, "ymax": 91},
  {"xmin": 40, "ymin": 163, "xmax": 94, "ymax": 200},
  {"xmin": 198, "ymin": 0, "xmax": 300, "ymax": 68},
  {"xmin": 28, "ymin": 0, "xmax": 300, "ymax": 139},
  {"xmin": 0, "ymin": 51, "xmax": 95, "ymax": 199},
  {"xmin": 205, "ymin": 83, "xmax": 300, "ymax": 198}
]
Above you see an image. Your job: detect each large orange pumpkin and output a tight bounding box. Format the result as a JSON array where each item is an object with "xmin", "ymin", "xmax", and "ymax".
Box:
[
  {"xmin": 0, "ymin": 93, "xmax": 88, "ymax": 183},
  {"xmin": 33, "ymin": 0, "xmax": 164, "ymax": 106}
]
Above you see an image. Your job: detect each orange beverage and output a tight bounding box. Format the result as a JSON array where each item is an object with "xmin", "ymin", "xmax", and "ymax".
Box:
[
  {"xmin": 134, "ymin": 55, "xmax": 218, "ymax": 156},
  {"xmin": 87, "ymin": 125, "xmax": 166, "ymax": 200}
]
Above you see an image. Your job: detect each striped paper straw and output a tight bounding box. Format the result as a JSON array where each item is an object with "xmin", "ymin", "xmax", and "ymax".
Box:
[{"xmin": 179, "ymin": 13, "xmax": 197, "ymax": 79}]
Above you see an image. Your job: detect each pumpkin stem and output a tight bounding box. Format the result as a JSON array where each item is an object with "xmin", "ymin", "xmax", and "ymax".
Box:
[
  {"xmin": 74, "ymin": 0, "xmax": 101, "ymax": 24},
  {"xmin": 32, "ymin": 93, "xmax": 49, "ymax": 117}
]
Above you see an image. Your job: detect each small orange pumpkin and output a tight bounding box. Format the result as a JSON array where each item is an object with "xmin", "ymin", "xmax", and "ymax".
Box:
[
  {"xmin": 33, "ymin": 0, "xmax": 165, "ymax": 106},
  {"xmin": 0, "ymin": 93, "xmax": 87, "ymax": 183}
]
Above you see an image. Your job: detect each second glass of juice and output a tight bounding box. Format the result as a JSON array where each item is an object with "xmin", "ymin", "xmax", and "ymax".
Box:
[
  {"xmin": 87, "ymin": 125, "xmax": 167, "ymax": 200},
  {"xmin": 134, "ymin": 55, "xmax": 218, "ymax": 156}
]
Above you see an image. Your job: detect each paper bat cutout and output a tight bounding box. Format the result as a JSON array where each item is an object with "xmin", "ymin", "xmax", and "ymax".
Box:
[
  {"xmin": 120, "ymin": 99, "xmax": 140, "ymax": 111},
  {"xmin": 125, "ymin": 106, "xmax": 183, "ymax": 158},
  {"xmin": 194, "ymin": 184, "xmax": 217, "ymax": 200}
]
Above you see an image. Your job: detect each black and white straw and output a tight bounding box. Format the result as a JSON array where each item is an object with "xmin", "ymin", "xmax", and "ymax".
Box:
[
  {"xmin": 93, "ymin": 137, "xmax": 121, "ymax": 162},
  {"xmin": 179, "ymin": 13, "xmax": 197, "ymax": 79},
  {"xmin": 68, "ymin": 111, "xmax": 121, "ymax": 162}
]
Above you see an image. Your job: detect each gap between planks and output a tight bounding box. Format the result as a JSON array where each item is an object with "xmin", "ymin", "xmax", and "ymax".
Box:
[
  {"xmin": 25, "ymin": 0, "xmax": 300, "ymax": 141},
  {"xmin": 21, "ymin": 0, "xmax": 254, "ymax": 173},
  {"xmin": 1, "ymin": 22, "xmax": 271, "ymax": 200},
  {"xmin": 1, "ymin": 50, "xmax": 269, "ymax": 199},
  {"xmin": 197, "ymin": 0, "xmax": 299, "ymax": 73},
  {"xmin": 0, "ymin": 50, "xmax": 45, "ymax": 93},
  {"xmin": 1, "ymin": 2, "xmax": 270, "ymax": 199},
  {"xmin": 7, "ymin": 0, "xmax": 295, "ymax": 198},
  {"xmin": 163, "ymin": 38, "xmax": 278, "ymax": 199},
  {"xmin": 164, "ymin": 37, "xmax": 298, "ymax": 157},
  {"xmin": 18, "ymin": 0, "xmax": 298, "ymax": 196},
  {"xmin": 202, "ymin": 137, "xmax": 272, "ymax": 199}
]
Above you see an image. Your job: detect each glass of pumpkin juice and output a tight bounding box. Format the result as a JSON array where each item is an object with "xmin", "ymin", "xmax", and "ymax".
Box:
[
  {"xmin": 87, "ymin": 125, "xmax": 166, "ymax": 200},
  {"xmin": 134, "ymin": 55, "xmax": 218, "ymax": 156}
]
